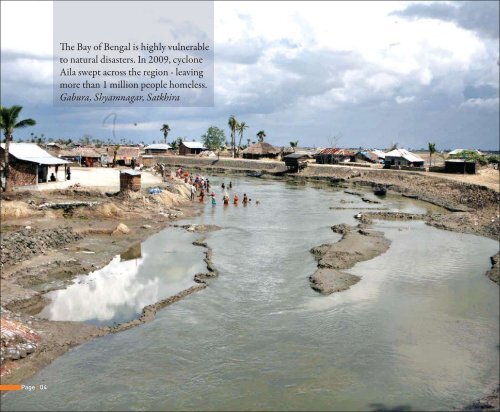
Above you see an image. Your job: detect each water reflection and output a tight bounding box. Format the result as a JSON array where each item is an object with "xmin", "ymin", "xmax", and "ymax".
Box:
[{"xmin": 39, "ymin": 229, "xmax": 205, "ymax": 326}]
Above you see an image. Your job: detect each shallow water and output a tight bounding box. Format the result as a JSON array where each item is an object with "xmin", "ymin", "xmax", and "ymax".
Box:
[
  {"xmin": 2, "ymin": 178, "xmax": 498, "ymax": 411},
  {"xmin": 39, "ymin": 229, "xmax": 205, "ymax": 326}
]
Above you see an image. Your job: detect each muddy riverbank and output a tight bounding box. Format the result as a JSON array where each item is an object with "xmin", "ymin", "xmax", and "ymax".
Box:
[
  {"xmin": 309, "ymin": 225, "xmax": 391, "ymax": 294},
  {"xmin": 0, "ymin": 177, "xmax": 211, "ymax": 384}
]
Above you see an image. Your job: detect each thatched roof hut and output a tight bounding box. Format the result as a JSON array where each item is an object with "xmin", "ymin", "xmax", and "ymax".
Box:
[{"xmin": 242, "ymin": 142, "xmax": 280, "ymax": 159}]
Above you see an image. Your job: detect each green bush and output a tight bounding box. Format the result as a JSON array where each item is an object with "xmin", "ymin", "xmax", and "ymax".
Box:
[{"xmin": 448, "ymin": 150, "xmax": 487, "ymax": 165}]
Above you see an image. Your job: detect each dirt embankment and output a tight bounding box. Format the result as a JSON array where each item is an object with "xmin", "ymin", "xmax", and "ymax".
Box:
[
  {"xmin": 0, "ymin": 177, "xmax": 205, "ymax": 384},
  {"xmin": 309, "ymin": 224, "xmax": 391, "ymax": 294},
  {"xmin": 1, "ymin": 227, "xmax": 82, "ymax": 269}
]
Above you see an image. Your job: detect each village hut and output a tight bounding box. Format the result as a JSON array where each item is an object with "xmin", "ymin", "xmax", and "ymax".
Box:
[
  {"xmin": 354, "ymin": 151, "xmax": 378, "ymax": 163},
  {"xmin": 316, "ymin": 148, "xmax": 356, "ymax": 164},
  {"xmin": 116, "ymin": 147, "xmax": 141, "ymax": 166},
  {"xmin": 144, "ymin": 143, "xmax": 171, "ymax": 155},
  {"xmin": 444, "ymin": 159, "xmax": 477, "ymax": 174},
  {"xmin": 58, "ymin": 147, "xmax": 101, "ymax": 167},
  {"xmin": 283, "ymin": 153, "xmax": 309, "ymax": 171},
  {"xmin": 0, "ymin": 143, "xmax": 70, "ymax": 188},
  {"xmin": 242, "ymin": 142, "xmax": 280, "ymax": 160},
  {"xmin": 179, "ymin": 141, "xmax": 206, "ymax": 156},
  {"xmin": 384, "ymin": 149, "xmax": 424, "ymax": 167}
]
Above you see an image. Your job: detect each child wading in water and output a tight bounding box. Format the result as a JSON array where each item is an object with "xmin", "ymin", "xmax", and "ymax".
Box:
[
  {"xmin": 234, "ymin": 194, "xmax": 239, "ymax": 205},
  {"xmin": 243, "ymin": 193, "xmax": 248, "ymax": 204}
]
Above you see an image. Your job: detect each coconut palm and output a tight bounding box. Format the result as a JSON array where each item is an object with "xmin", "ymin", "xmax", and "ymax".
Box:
[
  {"xmin": 257, "ymin": 130, "xmax": 266, "ymax": 142},
  {"xmin": 428, "ymin": 142, "xmax": 436, "ymax": 167},
  {"xmin": 160, "ymin": 124, "xmax": 171, "ymax": 144},
  {"xmin": 236, "ymin": 121, "xmax": 249, "ymax": 157},
  {"xmin": 0, "ymin": 105, "xmax": 36, "ymax": 191},
  {"xmin": 227, "ymin": 115, "xmax": 238, "ymax": 158}
]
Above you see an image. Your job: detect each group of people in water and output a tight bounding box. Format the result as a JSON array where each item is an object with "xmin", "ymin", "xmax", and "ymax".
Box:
[{"xmin": 178, "ymin": 170, "xmax": 259, "ymax": 207}]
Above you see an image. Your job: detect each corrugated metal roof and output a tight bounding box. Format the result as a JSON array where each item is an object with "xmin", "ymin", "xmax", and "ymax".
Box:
[
  {"xmin": 1, "ymin": 143, "xmax": 70, "ymax": 165},
  {"xmin": 318, "ymin": 148, "xmax": 356, "ymax": 156},
  {"xmin": 181, "ymin": 141, "xmax": 205, "ymax": 149},
  {"xmin": 121, "ymin": 169, "xmax": 141, "ymax": 176},
  {"xmin": 145, "ymin": 143, "xmax": 171, "ymax": 150},
  {"xmin": 385, "ymin": 149, "xmax": 423, "ymax": 163},
  {"xmin": 372, "ymin": 149, "xmax": 386, "ymax": 159}
]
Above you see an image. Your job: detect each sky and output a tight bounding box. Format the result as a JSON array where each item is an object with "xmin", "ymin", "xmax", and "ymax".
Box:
[{"xmin": 1, "ymin": 0, "xmax": 499, "ymax": 150}]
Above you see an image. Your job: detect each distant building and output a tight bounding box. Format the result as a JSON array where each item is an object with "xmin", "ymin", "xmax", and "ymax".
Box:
[
  {"xmin": 179, "ymin": 141, "xmax": 206, "ymax": 156},
  {"xmin": 448, "ymin": 149, "xmax": 482, "ymax": 156},
  {"xmin": 372, "ymin": 149, "xmax": 386, "ymax": 160},
  {"xmin": 445, "ymin": 159, "xmax": 477, "ymax": 174},
  {"xmin": 144, "ymin": 143, "xmax": 171, "ymax": 155},
  {"xmin": 283, "ymin": 153, "xmax": 309, "ymax": 171},
  {"xmin": 354, "ymin": 150, "xmax": 382, "ymax": 163},
  {"xmin": 384, "ymin": 149, "xmax": 424, "ymax": 167},
  {"xmin": 316, "ymin": 148, "xmax": 356, "ymax": 164},
  {"xmin": 0, "ymin": 143, "xmax": 70, "ymax": 188},
  {"xmin": 242, "ymin": 142, "xmax": 280, "ymax": 160},
  {"xmin": 116, "ymin": 147, "xmax": 141, "ymax": 166},
  {"xmin": 58, "ymin": 147, "xmax": 101, "ymax": 167}
]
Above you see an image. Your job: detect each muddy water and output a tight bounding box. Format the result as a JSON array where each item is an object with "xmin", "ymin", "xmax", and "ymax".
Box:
[{"xmin": 3, "ymin": 178, "xmax": 498, "ymax": 411}]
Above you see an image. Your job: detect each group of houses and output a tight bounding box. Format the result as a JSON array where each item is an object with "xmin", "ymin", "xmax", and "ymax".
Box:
[{"xmin": 1, "ymin": 137, "xmax": 482, "ymax": 190}]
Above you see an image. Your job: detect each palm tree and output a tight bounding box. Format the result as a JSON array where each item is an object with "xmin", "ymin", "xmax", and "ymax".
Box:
[
  {"xmin": 228, "ymin": 115, "xmax": 238, "ymax": 158},
  {"xmin": 0, "ymin": 105, "xmax": 36, "ymax": 191},
  {"xmin": 236, "ymin": 121, "xmax": 249, "ymax": 157},
  {"xmin": 257, "ymin": 130, "xmax": 266, "ymax": 142},
  {"xmin": 428, "ymin": 142, "xmax": 436, "ymax": 167},
  {"xmin": 160, "ymin": 124, "xmax": 171, "ymax": 144},
  {"xmin": 290, "ymin": 140, "xmax": 299, "ymax": 152}
]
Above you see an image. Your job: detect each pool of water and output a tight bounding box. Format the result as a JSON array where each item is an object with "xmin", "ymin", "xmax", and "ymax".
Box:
[
  {"xmin": 38, "ymin": 229, "xmax": 206, "ymax": 326},
  {"xmin": 2, "ymin": 177, "xmax": 498, "ymax": 411}
]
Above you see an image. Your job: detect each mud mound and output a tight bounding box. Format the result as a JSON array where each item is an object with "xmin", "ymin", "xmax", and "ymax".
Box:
[
  {"xmin": 1, "ymin": 201, "xmax": 39, "ymax": 219},
  {"xmin": 93, "ymin": 203, "xmax": 124, "ymax": 218},
  {"xmin": 0, "ymin": 228, "xmax": 82, "ymax": 269}
]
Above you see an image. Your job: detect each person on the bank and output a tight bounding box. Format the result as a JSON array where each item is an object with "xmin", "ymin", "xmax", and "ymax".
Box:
[
  {"xmin": 50, "ymin": 173, "xmax": 56, "ymax": 182},
  {"xmin": 66, "ymin": 166, "xmax": 71, "ymax": 181}
]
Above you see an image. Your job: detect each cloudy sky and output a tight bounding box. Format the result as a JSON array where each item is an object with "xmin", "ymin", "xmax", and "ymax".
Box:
[{"xmin": 1, "ymin": 1, "xmax": 499, "ymax": 150}]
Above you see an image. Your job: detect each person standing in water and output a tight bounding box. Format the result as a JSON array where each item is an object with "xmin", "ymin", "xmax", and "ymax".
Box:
[
  {"xmin": 229, "ymin": 181, "xmax": 233, "ymax": 189},
  {"xmin": 234, "ymin": 193, "xmax": 239, "ymax": 205},
  {"xmin": 223, "ymin": 190, "xmax": 229, "ymax": 205},
  {"xmin": 221, "ymin": 182, "xmax": 225, "ymax": 190},
  {"xmin": 191, "ymin": 184, "xmax": 196, "ymax": 201},
  {"xmin": 211, "ymin": 194, "xmax": 216, "ymax": 206},
  {"xmin": 243, "ymin": 193, "xmax": 248, "ymax": 205}
]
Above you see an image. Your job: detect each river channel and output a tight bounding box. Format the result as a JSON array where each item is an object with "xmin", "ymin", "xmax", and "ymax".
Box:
[{"xmin": 2, "ymin": 177, "xmax": 498, "ymax": 411}]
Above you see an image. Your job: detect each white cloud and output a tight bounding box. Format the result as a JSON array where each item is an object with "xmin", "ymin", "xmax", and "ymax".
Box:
[
  {"xmin": 395, "ymin": 95, "xmax": 416, "ymax": 104},
  {"xmin": 460, "ymin": 97, "xmax": 499, "ymax": 110}
]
